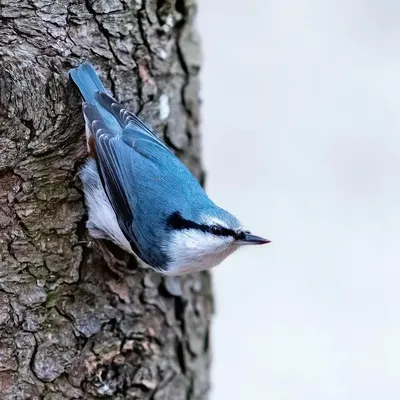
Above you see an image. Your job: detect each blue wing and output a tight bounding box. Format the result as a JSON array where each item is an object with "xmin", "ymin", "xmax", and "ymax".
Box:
[
  {"xmin": 81, "ymin": 104, "xmax": 145, "ymax": 260},
  {"xmin": 95, "ymin": 91, "xmax": 172, "ymax": 153}
]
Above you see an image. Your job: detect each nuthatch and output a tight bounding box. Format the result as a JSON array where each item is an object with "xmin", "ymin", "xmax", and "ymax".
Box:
[{"xmin": 69, "ymin": 63, "xmax": 270, "ymax": 275}]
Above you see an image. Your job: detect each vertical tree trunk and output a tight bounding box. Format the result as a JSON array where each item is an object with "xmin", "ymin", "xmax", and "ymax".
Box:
[{"xmin": 0, "ymin": 1, "xmax": 211, "ymax": 399}]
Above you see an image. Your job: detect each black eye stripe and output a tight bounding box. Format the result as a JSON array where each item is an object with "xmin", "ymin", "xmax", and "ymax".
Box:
[
  {"xmin": 211, "ymin": 225, "xmax": 221, "ymax": 235},
  {"xmin": 167, "ymin": 212, "xmax": 237, "ymax": 237},
  {"xmin": 211, "ymin": 225, "xmax": 236, "ymax": 236}
]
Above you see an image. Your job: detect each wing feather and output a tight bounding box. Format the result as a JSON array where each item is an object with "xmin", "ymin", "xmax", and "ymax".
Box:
[
  {"xmin": 95, "ymin": 92, "xmax": 172, "ymax": 152},
  {"xmin": 83, "ymin": 103, "xmax": 145, "ymax": 258}
]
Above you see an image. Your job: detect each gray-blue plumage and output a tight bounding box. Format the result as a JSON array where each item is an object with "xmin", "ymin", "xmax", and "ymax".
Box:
[{"xmin": 69, "ymin": 63, "xmax": 269, "ymax": 274}]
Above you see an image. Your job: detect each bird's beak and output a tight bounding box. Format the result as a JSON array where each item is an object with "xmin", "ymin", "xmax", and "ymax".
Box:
[{"xmin": 239, "ymin": 233, "xmax": 271, "ymax": 245}]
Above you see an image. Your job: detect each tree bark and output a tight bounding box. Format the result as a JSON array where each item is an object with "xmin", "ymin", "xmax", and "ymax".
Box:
[{"xmin": 0, "ymin": 1, "xmax": 211, "ymax": 399}]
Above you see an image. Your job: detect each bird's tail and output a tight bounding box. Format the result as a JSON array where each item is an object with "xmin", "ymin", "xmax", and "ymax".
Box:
[{"xmin": 69, "ymin": 63, "xmax": 106, "ymax": 103}]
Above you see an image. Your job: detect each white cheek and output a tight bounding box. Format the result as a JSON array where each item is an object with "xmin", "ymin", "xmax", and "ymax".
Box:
[{"xmin": 164, "ymin": 230, "xmax": 238, "ymax": 275}]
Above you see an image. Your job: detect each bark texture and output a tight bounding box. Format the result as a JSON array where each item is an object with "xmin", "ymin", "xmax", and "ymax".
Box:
[{"xmin": 0, "ymin": 1, "xmax": 211, "ymax": 399}]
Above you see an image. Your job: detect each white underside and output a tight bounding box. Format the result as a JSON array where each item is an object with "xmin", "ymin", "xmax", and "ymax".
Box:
[
  {"xmin": 164, "ymin": 229, "xmax": 239, "ymax": 275},
  {"xmin": 80, "ymin": 159, "xmax": 133, "ymax": 254}
]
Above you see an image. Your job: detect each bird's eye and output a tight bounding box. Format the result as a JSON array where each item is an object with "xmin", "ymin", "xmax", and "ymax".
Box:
[
  {"xmin": 235, "ymin": 231, "xmax": 246, "ymax": 240},
  {"xmin": 211, "ymin": 225, "xmax": 222, "ymax": 235}
]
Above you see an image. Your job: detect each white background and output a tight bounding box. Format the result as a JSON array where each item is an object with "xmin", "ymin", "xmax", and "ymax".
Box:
[{"xmin": 198, "ymin": 1, "xmax": 400, "ymax": 399}]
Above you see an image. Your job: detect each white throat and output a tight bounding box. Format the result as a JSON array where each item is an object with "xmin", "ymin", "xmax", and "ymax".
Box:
[{"xmin": 164, "ymin": 229, "xmax": 239, "ymax": 275}]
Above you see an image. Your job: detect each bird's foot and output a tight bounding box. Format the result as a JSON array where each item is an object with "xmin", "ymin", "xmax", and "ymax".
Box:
[
  {"xmin": 96, "ymin": 241, "xmax": 136, "ymax": 278},
  {"xmin": 71, "ymin": 240, "xmax": 94, "ymax": 250}
]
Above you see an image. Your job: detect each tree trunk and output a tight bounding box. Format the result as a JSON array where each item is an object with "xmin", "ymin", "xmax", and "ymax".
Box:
[{"xmin": 0, "ymin": 1, "xmax": 211, "ymax": 399}]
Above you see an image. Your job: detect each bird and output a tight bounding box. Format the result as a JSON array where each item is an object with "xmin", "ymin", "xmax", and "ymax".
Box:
[{"xmin": 69, "ymin": 63, "xmax": 270, "ymax": 275}]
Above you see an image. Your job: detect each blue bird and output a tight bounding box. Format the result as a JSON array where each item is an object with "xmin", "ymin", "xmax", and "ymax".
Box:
[{"xmin": 69, "ymin": 63, "xmax": 270, "ymax": 275}]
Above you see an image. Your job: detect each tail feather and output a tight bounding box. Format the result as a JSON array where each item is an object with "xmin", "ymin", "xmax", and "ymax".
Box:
[
  {"xmin": 70, "ymin": 62, "xmax": 123, "ymax": 136},
  {"xmin": 69, "ymin": 63, "xmax": 106, "ymax": 103}
]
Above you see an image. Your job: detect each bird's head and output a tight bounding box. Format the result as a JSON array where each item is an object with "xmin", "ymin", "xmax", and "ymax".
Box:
[{"xmin": 163, "ymin": 208, "xmax": 270, "ymax": 275}]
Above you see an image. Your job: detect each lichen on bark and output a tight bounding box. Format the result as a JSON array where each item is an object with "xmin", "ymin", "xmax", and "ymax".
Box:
[{"xmin": 0, "ymin": 0, "xmax": 211, "ymax": 399}]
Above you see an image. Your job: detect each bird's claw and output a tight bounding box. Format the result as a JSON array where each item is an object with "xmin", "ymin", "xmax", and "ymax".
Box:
[{"xmin": 71, "ymin": 240, "xmax": 94, "ymax": 250}]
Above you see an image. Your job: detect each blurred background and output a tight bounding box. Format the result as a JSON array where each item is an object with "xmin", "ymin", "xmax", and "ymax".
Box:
[{"xmin": 198, "ymin": 1, "xmax": 400, "ymax": 399}]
